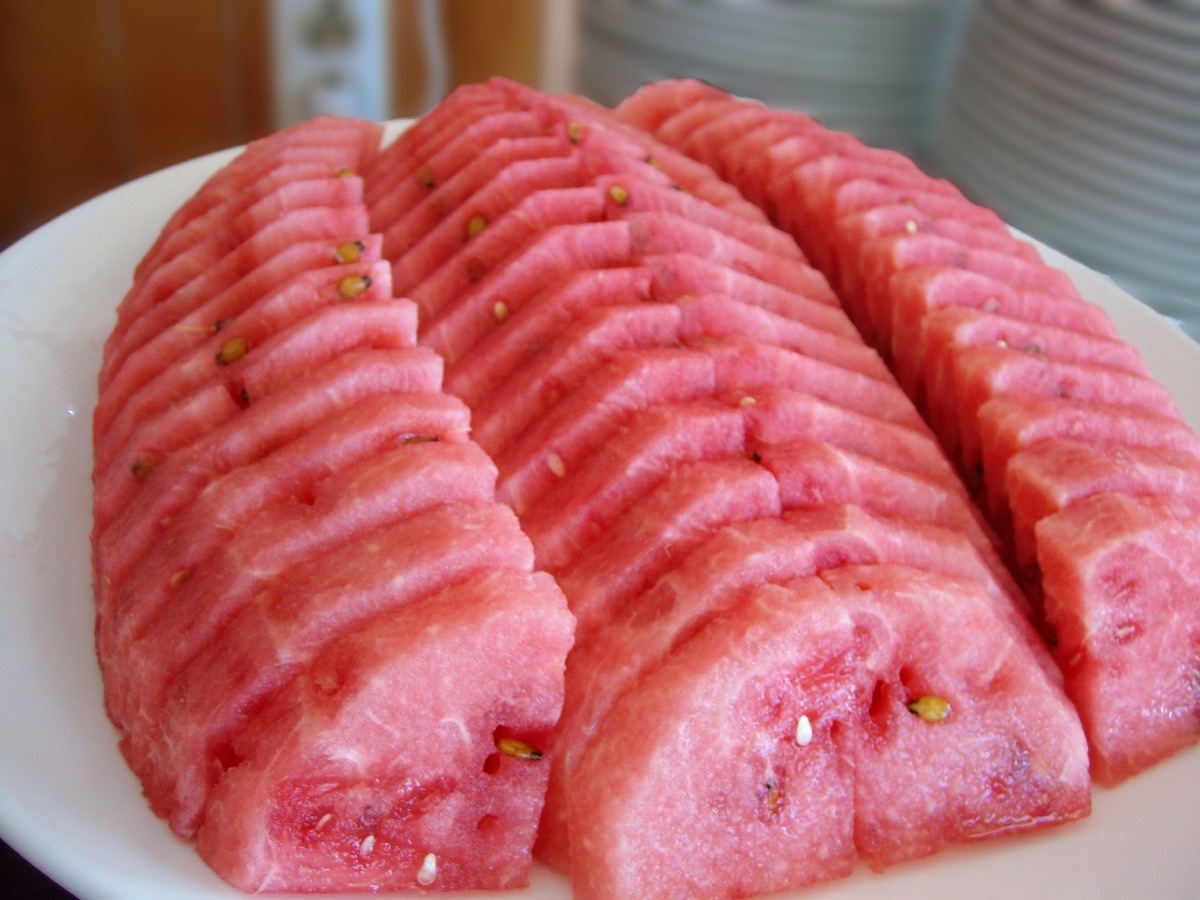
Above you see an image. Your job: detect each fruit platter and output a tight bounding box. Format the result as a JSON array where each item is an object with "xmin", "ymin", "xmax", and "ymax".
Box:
[{"xmin": 1, "ymin": 79, "xmax": 1198, "ymax": 898}]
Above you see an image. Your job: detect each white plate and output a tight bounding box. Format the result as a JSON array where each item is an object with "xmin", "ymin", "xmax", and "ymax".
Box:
[{"xmin": 1, "ymin": 133, "xmax": 1199, "ymax": 900}]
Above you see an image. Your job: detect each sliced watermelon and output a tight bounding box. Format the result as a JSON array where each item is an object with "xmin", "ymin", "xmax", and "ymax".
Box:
[
  {"xmin": 443, "ymin": 266, "xmax": 655, "ymax": 408},
  {"xmin": 565, "ymin": 564, "xmax": 1087, "ymax": 896},
  {"xmin": 469, "ymin": 305, "xmax": 685, "ymax": 459},
  {"xmin": 135, "ymin": 499, "xmax": 535, "ymax": 834},
  {"xmin": 646, "ymin": 253, "xmax": 850, "ymax": 336},
  {"xmin": 1037, "ymin": 493, "xmax": 1200, "ymax": 785},
  {"xmin": 517, "ymin": 398, "xmax": 746, "ymax": 571},
  {"xmin": 1007, "ymin": 438, "xmax": 1200, "ymax": 575},
  {"xmin": 386, "ymin": 154, "xmax": 585, "ymax": 291},
  {"xmin": 409, "ymin": 187, "xmax": 609, "ymax": 327},
  {"xmin": 554, "ymin": 457, "xmax": 781, "ymax": 640},
  {"xmin": 418, "ymin": 219, "xmax": 633, "ymax": 364},
  {"xmin": 194, "ymin": 568, "xmax": 573, "ymax": 893}
]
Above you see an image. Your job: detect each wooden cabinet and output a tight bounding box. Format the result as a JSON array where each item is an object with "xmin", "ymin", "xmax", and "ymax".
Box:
[{"xmin": 0, "ymin": 0, "xmax": 546, "ymax": 249}]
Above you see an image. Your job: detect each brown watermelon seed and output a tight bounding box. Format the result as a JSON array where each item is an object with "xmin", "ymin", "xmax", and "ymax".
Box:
[
  {"xmin": 169, "ymin": 569, "xmax": 191, "ymax": 588},
  {"xmin": 608, "ymin": 184, "xmax": 630, "ymax": 205},
  {"xmin": 466, "ymin": 215, "xmax": 487, "ymax": 239},
  {"xmin": 495, "ymin": 736, "xmax": 544, "ymax": 761},
  {"xmin": 416, "ymin": 164, "xmax": 435, "ymax": 188},
  {"xmin": 403, "ymin": 434, "xmax": 440, "ymax": 444},
  {"xmin": 493, "ymin": 301, "xmax": 509, "ymax": 323},
  {"xmin": 337, "ymin": 274, "xmax": 372, "ymax": 299},
  {"xmin": 130, "ymin": 458, "xmax": 155, "ymax": 480},
  {"xmin": 212, "ymin": 318, "xmax": 229, "ymax": 333},
  {"xmin": 907, "ymin": 695, "xmax": 951, "ymax": 722},
  {"xmin": 336, "ymin": 167, "xmax": 354, "ymax": 178},
  {"xmin": 567, "ymin": 121, "xmax": 583, "ymax": 143},
  {"xmin": 417, "ymin": 852, "xmax": 438, "ymax": 886},
  {"xmin": 215, "ymin": 337, "xmax": 249, "ymax": 365},
  {"xmin": 333, "ymin": 239, "xmax": 366, "ymax": 264},
  {"xmin": 746, "ymin": 449, "xmax": 763, "ymax": 464},
  {"xmin": 761, "ymin": 778, "xmax": 782, "ymax": 814}
]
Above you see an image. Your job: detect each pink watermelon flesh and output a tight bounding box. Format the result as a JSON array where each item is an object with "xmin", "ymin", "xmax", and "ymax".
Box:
[
  {"xmin": 593, "ymin": 170, "xmax": 804, "ymax": 261},
  {"xmin": 136, "ymin": 499, "xmax": 534, "ymax": 834},
  {"xmin": 742, "ymin": 384, "xmax": 964, "ymax": 487},
  {"xmin": 555, "ymin": 458, "xmax": 782, "ymax": 641},
  {"xmin": 566, "ymin": 564, "xmax": 1087, "ymax": 897},
  {"xmin": 117, "ymin": 201, "xmax": 371, "ymax": 345},
  {"xmin": 517, "ymin": 399, "xmax": 746, "ymax": 572},
  {"xmin": 443, "ymin": 266, "xmax": 655, "ymax": 408},
  {"xmin": 369, "ymin": 122, "xmax": 568, "ymax": 240},
  {"xmin": 676, "ymin": 292, "xmax": 891, "ymax": 382},
  {"xmin": 913, "ymin": 304, "xmax": 1149, "ymax": 406},
  {"xmin": 469, "ymin": 305, "xmax": 685, "ymax": 459},
  {"xmin": 819, "ymin": 565, "xmax": 1089, "ymax": 869},
  {"xmin": 704, "ymin": 336, "xmax": 928, "ymax": 432},
  {"xmin": 1007, "ymin": 438, "xmax": 1200, "ymax": 575},
  {"xmin": 418, "ymin": 219, "xmax": 634, "ymax": 364},
  {"xmin": 386, "ymin": 154, "xmax": 585, "ymax": 292},
  {"xmin": 626, "ymin": 210, "xmax": 827, "ymax": 298},
  {"xmin": 976, "ymin": 394, "xmax": 1200, "ymax": 520},
  {"xmin": 361, "ymin": 86, "xmax": 518, "ymax": 203},
  {"xmin": 138, "ymin": 115, "xmax": 381, "ymax": 281},
  {"xmin": 492, "ymin": 348, "xmax": 718, "ymax": 516},
  {"xmin": 194, "ymin": 568, "xmax": 573, "ymax": 894},
  {"xmin": 146, "ymin": 167, "xmax": 365, "ymax": 280},
  {"xmin": 96, "ymin": 392, "xmax": 474, "ymax": 688},
  {"xmin": 615, "ymin": 78, "xmax": 735, "ymax": 136},
  {"xmin": 93, "ymin": 348, "xmax": 444, "ymax": 589},
  {"xmin": 645, "ymin": 252, "xmax": 852, "ymax": 338},
  {"xmin": 96, "ymin": 269, "xmax": 400, "ymax": 474},
  {"xmin": 1036, "ymin": 493, "xmax": 1200, "ymax": 785},
  {"xmin": 102, "ymin": 205, "xmax": 372, "ymax": 385},
  {"xmin": 928, "ymin": 346, "xmax": 1180, "ymax": 476}
]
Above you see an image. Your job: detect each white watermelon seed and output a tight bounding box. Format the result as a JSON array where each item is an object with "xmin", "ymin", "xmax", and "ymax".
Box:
[
  {"xmin": 546, "ymin": 453, "xmax": 566, "ymax": 479},
  {"xmin": 359, "ymin": 834, "xmax": 376, "ymax": 856},
  {"xmin": 739, "ymin": 395, "xmax": 757, "ymax": 408},
  {"xmin": 315, "ymin": 813, "xmax": 333, "ymax": 831},
  {"xmin": 417, "ymin": 851, "xmax": 438, "ymax": 885},
  {"xmin": 904, "ymin": 219, "xmax": 918, "ymax": 234},
  {"xmin": 795, "ymin": 714, "xmax": 813, "ymax": 746}
]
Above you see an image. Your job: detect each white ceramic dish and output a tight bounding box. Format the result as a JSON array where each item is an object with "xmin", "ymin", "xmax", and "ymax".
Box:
[{"xmin": 1, "ymin": 136, "xmax": 1199, "ymax": 900}]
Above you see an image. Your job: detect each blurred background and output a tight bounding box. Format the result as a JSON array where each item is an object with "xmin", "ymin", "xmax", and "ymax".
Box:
[{"xmin": 3, "ymin": 0, "xmax": 1196, "ymax": 337}]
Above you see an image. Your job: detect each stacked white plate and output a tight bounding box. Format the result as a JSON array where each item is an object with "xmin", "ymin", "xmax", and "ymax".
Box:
[
  {"xmin": 576, "ymin": 0, "xmax": 972, "ymax": 157},
  {"xmin": 931, "ymin": 0, "xmax": 1200, "ymax": 341}
]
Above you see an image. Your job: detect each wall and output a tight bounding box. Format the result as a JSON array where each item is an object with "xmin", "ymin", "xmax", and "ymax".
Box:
[{"xmin": 0, "ymin": 0, "xmax": 549, "ymax": 250}]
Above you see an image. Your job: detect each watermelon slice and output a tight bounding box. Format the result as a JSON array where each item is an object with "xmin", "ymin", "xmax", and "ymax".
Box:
[
  {"xmin": 194, "ymin": 568, "xmax": 573, "ymax": 893},
  {"xmin": 1037, "ymin": 493, "xmax": 1200, "ymax": 785},
  {"xmin": 443, "ymin": 266, "xmax": 656, "ymax": 408},
  {"xmin": 1006, "ymin": 438, "xmax": 1200, "ymax": 575},
  {"xmin": 565, "ymin": 565, "xmax": 1087, "ymax": 897}
]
